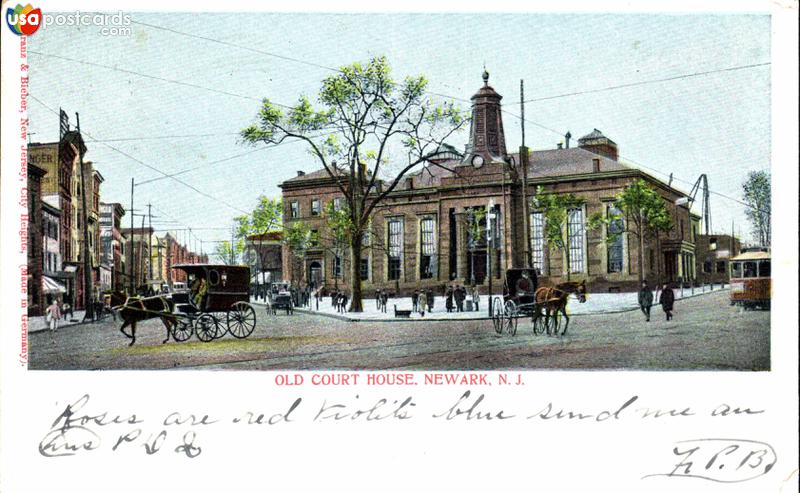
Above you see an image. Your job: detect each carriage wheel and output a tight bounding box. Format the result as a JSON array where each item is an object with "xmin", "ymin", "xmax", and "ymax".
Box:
[
  {"xmin": 492, "ymin": 297, "xmax": 503, "ymax": 334},
  {"xmin": 172, "ymin": 319, "xmax": 193, "ymax": 342},
  {"xmin": 195, "ymin": 313, "xmax": 218, "ymax": 342},
  {"xmin": 532, "ymin": 308, "xmax": 546, "ymax": 335},
  {"xmin": 503, "ymin": 300, "xmax": 518, "ymax": 336},
  {"xmin": 212, "ymin": 313, "xmax": 228, "ymax": 339},
  {"xmin": 228, "ymin": 302, "xmax": 256, "ymax": 338}
]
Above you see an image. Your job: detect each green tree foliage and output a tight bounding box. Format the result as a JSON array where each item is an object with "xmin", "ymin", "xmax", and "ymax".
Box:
[
  {"xmin": 233, "ymin": 196, "xmax": 283, "ymax": 278},
  {"xmin": 283, "ymin": 221, "xmax": 313, "ymax": 284},
  {"xmin": 533, "ymin": 189, "xmax": 585, "ymax": 281},
  {"xmin": 241, "ymin": 56, "xmax": 467, "ymax": 311},
  {"xmin": 742, "ymin": 170, "xmax": 771, "ymax": 246},
  {"xmin": 589, "ymin": 179, "xmax": 673, "ymax": 283},
  {"xmin": 213, "ymin": 240, "xmax": 245, "ymax": 265}
]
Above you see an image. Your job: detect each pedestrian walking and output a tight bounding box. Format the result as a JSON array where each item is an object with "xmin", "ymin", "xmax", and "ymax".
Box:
[
  {"xmin": 446, "ymin": 286, "xmax": 454, "ymax": 313},
  {"xmin": 427, "ymin": 289, "xmax": 435, "ymax": 312},
  {"xmin": 455, "ymin": 285, "xmax": 465, "ymax": 312},
  {"xmin": 45, "ymin": 298, "xmax": 61, "ymax": 332},
  {"xmin": 380, "ymin": 291, "xmax": 388, "ymax": 313},
  {"xmin": 418, "ymin": 291, "xmax": 427, "ymax": 317},
  {"xmin": 472, "ymin": 285, "xmax": 480, "ymax": 312},
  {"xmin": 659, "ymin": 283, "xmax": 675, "ymax": 321},
  {"xmin": 412, "ymin": 290, "xmax": 419, "ymax": 313},
  {"xmin": 638, "ymin": 280, "xmax": 653, "ymax": 322}
]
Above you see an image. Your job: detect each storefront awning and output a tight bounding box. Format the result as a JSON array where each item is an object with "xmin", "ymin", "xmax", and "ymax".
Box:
[{"xmin": 43, "ymin": 276, "xmax": 67, "ymax": 294}]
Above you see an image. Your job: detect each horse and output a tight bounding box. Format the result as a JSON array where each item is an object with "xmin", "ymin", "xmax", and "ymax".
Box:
[
  {"xmin": 534, "ymin": 280, "xmax": 587, "ymax": 336},
  {"xmin": 110, "ymin": 292, "xmax": 177, "ymax": 346}
]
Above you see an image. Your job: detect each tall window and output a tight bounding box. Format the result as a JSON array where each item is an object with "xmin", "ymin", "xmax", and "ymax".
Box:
[
  {"xmin": 567, "ymin": 207, "xmax": 585, "ymax": 273},
  {"xmin": 311, "ymin": 199, "xmax": 321, "ymax": 216},
  {"xmin": 420, "ymin": 216, "xmax": 436, "ymax": 279},
  {"xmin": 607, "ymin": 204, "xmax": 624, "ymax": 273},
  {"xmin": 530, "ymin": 212, "xmax": 545, "ymax": 273},
  {"xmin": 333, "ymin": 197, "xmax": 342, "ymax": 211},
  {"xmin": 360, "ymin": 258, "xmax": 369, "ymax": 281},
  {"xmin": 333, "ymin": 255, "xmax": 342, "ymax": 278},
  {"xmin": 290, "ymin": 201, "xmax": 299, "ymax": 219},
  {"xmin": 388, "ymin": 218, "xmax": 403, "ymax": 281}
]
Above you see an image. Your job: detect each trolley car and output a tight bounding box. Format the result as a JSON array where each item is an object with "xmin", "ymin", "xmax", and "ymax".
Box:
[
  {"xmin": 170, "ymin": 264, "xmax": 257, "ymax": 341},
  {"xmin": 729, "ymin": 249, "xmax": 771, "ymax": 310}
]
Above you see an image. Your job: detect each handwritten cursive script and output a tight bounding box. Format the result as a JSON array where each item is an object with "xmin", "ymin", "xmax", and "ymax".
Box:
[{"xmin": 643, "ymin": 438, "xmax": 777, "ymax": 483}]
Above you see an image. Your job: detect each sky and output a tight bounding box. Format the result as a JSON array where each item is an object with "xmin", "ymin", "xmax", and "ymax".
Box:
[{"xmin": 27, "ymin": 12, "xmax": 771, "ymax": 253}]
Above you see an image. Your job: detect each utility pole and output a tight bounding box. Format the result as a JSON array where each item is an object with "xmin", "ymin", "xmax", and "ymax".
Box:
[
  {"xmin": 129, "ymin": 178, "xmax": 134, "ymax": 294},
  {"xmin": 76, "ymin": 113, "xmax": 94, "ymax": 320},
  {"xmin": 230, "ymin": 225, "xmax": 235, "ymax": 265},
  {"xmin": 519, "ymin": 80, "xmax": 532, "ymax": 269},
  {"xmin": 148, "ymin": 203, "xmax": 153, "ymax": 282}
]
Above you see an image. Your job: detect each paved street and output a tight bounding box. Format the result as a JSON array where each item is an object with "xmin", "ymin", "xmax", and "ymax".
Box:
[{"xmin": 28, "ymin": 290, "xmax": 769, "ymax": 371}]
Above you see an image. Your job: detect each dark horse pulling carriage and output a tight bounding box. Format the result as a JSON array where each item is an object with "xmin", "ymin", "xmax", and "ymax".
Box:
[
  {"xmin": 113, "ymin": 264, "xmax": 256, "ymax": 346},
  {"xmin": 491, "ymin": 268, "xmax": 587, "ymax": 337}
]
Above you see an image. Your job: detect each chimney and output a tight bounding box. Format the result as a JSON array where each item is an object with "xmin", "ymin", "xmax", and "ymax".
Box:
[
  {"xmin": 592, "ymin": 158, "xmax": 600, "ymax": 173},
  {"xmin": 296, "ymin": 170, "xmax": 305, "ymax": 177},
  {"xmin": 565, "ymin": 131, "xmax": 572, "ymax": 149},
  {"xmin": 557, "ymin": 143, "xmax": 563, "ymax": 150}
]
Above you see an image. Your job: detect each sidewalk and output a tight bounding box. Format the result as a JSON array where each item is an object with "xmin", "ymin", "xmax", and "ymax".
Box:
[
  {"xmin": 252, "ymin": 284, "xmax": 729, "ymax": 322},
  {"xmin": 28, "ymin": 310, "xmax": 101, "ymax": 334}
]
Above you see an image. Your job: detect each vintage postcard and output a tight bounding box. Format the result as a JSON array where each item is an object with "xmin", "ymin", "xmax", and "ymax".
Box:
[{"xmin": 1, "ymin": 1, "xmax": 797, "ymax": 491}]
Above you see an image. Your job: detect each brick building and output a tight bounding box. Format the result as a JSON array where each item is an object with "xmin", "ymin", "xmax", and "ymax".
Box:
[
  {"xmin": 100, "ymin": 202, "xmax": 126, "ymax": 292},
  {"xmin": 29, "ymin": 132, "xmax": 84, "ymax": 307},
  {"xmin": 121, "ymin": 227, "xmax": 153, "ymax": 291},
  {"xmin": 695, "ymin": 233, "xmax": 741, "ymax": 284},
  {"xmin": 245, "ymin": 231, "xmax": 283, "ymax": 285},
  {"xmin": 164, "ymin": 233, "xmax": 208, "ymax": 285},
  {"xmin": 42, "ymin": 196, "xmax": 63, "ymax": 297},
  {"xmin": 26, "ymin": 163, "xmax": 47, "ymax": 316},
  {"xmin": 279, "ymin": 72, "xmax": 698, "ymax": 294}
]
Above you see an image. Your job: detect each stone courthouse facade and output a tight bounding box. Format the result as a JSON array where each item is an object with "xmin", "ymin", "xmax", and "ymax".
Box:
[{"xmin": 280, "ymin": 72, "xmax": 699, "ymax": 294}]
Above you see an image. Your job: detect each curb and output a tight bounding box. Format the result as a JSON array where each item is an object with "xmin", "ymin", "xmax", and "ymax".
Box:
[
  {"xmin": 251, "ymin": 288, "xmax": 728, "ymax": 323},
  {"xmin": 29, "ymin": 317, "xmax": 107, "ymax": 334}
]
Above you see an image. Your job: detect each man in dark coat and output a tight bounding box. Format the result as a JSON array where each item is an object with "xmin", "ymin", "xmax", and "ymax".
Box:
[
  {"xmin": 380, "ymin": 291, "xmax": 388, "ymax": 313},
  {"xmin": 638, "ymin": 280, "xmax": 654, "ymax": 322},
  {"xmin": 412, "ymin": 290, "xmax": 419, "ymax": 313},
  {"xmin": 659, "ymin": 283, "xmax": 675, "ymax": 321},
  {"xmin": 455, "ymin": 285, "xmax": 465, "ymax": 312},
  {"xmin": 445, "ymin": 286, "xmax": 454, "ymax": 313}
]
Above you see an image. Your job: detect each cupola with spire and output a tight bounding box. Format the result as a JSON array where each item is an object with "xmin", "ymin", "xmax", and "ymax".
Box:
[{"xmin": 463, "ymin": 69, "xmax": 508, "ymax": 167}]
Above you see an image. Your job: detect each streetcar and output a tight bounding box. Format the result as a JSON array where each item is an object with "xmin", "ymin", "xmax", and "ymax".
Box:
[{"xmin": 729, "ymin": 249, "xmax": 771, "ymax": 310}]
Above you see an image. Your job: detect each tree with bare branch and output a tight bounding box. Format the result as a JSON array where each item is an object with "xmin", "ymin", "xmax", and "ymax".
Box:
[{"xmin": 241, "ymin": 56, "xmax": 467, "ymax": 311}]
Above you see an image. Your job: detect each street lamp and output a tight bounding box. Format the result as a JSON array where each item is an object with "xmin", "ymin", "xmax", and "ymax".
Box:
[{"xmin": 487, "ymin": 198, "xmax": 495, "ymax": 315}]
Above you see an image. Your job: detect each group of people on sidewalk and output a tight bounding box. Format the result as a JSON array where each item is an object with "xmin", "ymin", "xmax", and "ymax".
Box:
[
  {"xmin": 445, "ymin": 285, "xmax": 479, "ymax": 313},
  {"xmin": 411, "ymin": 289, "xmax": 435, "ymax": 316},
  {"xmin": 637, "ymin": 281, "xmax": 676, "ymax": 322}
]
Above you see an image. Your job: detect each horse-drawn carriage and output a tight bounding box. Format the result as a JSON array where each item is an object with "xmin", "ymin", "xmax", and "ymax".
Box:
[
  {"xmin": 171, "ymin": 264, "xmax": 257, "ymax": 342},
  {"xmin": 490, "ymin": 268, "xmax": 586, "ymax": 337},
  {"xmin": 266, "ymin": 281, "xmax": 293, "ymax": 315}
]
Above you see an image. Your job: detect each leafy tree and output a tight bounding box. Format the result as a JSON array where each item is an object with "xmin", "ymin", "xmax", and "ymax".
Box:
[
  {"xmin": 533, "ymin": 189, "xmax": 585, "ymax": 281},
  {"xmin": 322, "ymin": 201, "xmax": 353, "ymax": 289},
  {"xmin": 283, "ymin": 221, "xmax": 313, "ymax": 285},
  {"xmin": 244, "ymin": 196, "xmax": 283, "ymax": 282},
  {"xmin": 213, "ymin": 239, "xmax": 245, "ymax": 265},
  {"xmin": 241, "ymin": 56, "xmax": 467, "ymax": 311},
  {"xmin": 742, "ymin": 170, "xmax": 771, "ymax": 246},
  {"xmin": 590, "ymin": 179, "xmax": 673, "ymax": 284}
]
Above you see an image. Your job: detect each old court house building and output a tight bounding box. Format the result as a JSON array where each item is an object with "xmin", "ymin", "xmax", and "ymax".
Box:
[{"xmin": 280, "ymin": 72, "xmax": 698, "ymax": 294}]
